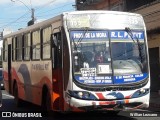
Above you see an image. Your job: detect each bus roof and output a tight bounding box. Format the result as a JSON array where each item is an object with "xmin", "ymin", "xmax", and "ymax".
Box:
[
  {"xmin": 3, "ymin": 14, "xmax": 62, "ymax": 39},
  {"xmin": 65, "ymin": 10, "xmax": 144, "ymax": 30},
  {"xmin": 63, "ymin": 10, "xmax": 142, "ymax": 17},
  {"xmin": 3, "ymin": 10, "xmax": 144, "ymax": 39}
]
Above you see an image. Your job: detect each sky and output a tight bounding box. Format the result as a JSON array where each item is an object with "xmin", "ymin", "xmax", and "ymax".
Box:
[{"xmin": 0, "ymin": 0, "xmax": 75, "ymax": 32}]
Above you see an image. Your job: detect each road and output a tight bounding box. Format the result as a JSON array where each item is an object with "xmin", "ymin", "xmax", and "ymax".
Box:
[{"xmin": 0, "ymin": 90, "xmax": 160, "ymax": 120}]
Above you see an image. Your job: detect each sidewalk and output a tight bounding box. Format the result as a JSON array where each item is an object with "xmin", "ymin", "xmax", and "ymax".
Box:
[{"xmin": 148, "ymin": 91, "xmax": 160, "ymax": 112}]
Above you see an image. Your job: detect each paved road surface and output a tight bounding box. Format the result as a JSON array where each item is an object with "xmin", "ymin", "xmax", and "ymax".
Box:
[{"xmin": 0, "ymin": 90, "xmax": 160, "ymax": 120}]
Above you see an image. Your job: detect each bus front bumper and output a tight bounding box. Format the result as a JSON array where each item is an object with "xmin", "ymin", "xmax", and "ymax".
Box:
[{"xmin": 69, "ymin": 94, "xmax": 149, "ymax": 111}]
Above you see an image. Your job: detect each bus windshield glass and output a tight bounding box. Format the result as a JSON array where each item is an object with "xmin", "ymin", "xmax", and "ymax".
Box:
[{"xmin": 70, "ymin": 30, "xmax": 148, "ymax": 85}]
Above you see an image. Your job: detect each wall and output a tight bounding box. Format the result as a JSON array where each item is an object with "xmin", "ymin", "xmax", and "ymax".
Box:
[{"xmin": 76, "ymin": 0, "xmax": 124, "ymax": 10}]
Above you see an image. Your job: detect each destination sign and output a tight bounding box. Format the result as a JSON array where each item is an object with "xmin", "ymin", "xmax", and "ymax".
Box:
[
  {"xmin": 70, "ymin": 31, "xmax": 108, "ymax": 40},
  {"xmin": 70, "ymin": 31, "xmax": 144, "ymax": 40},
  {"xmin": 67, "ymin": 13, "xmax": 144, "ymax": 29},
  {"xmin": 74, "ymin": 73, "xmax": 148, "ymax": 85},
  {"xmin": 110, "ymin": 31, "xmax": 144, "ymax": 39}
]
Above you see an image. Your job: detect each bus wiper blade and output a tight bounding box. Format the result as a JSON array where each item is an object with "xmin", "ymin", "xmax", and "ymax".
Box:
[
  {"xmin": 125, "ymin": 27, "xmax": 143, "ymax": 62},
  {"xmin": 72, "ymin": 27, "xmax": 88, "ymax": 51},
  {"xmin": 125, "ymin": 27, "xmax": 137, "ymax": 43},
  {"xmin": 76, "ymin": 27, "xmax": 89, "ymax": 48},
  {"xmin": 72, "ymin": 37, "xmax": 78, "ymax": 51}
]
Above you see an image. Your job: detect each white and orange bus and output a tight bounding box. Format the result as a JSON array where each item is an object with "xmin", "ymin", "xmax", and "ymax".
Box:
[{"xmin": 3, "ymin": 11, "xmax": 150, "ymax": 112}]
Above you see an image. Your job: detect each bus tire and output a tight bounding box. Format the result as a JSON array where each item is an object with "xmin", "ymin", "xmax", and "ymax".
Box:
[
  {"xmin": 41, "ymin": 88, "xmax": 53, "ymax": 117},
  {"xmin": 13, "ymin": 83, "xmax": 23, "ymax": 107},
  {"xmin": 41, "ymin": 87, "xmax": 51, "ymax": 111},
  {"xmin": 46, "ymin": 91, "xmax": 51, "ymax": 111}
]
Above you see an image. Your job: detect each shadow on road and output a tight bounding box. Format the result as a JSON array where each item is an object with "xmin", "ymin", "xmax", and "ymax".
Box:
[
  {"xmin": 0, "ymin": 99, "xmax": 137, "ymax": 120},
  {"xmin": 50, "ymin": 112, "xmax": 137, "ymax": 120}
]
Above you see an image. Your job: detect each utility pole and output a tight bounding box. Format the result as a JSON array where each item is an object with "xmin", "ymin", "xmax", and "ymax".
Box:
[
  {"xmin": 31, "ymin": 8, "xmax": 35, "ymax": 22},
  {"xmin": 11, "ymin": 0, "xmax": 35, "ymax": 26}
]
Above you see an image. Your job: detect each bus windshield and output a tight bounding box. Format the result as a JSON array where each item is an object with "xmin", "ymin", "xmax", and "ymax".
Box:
[{"xmin": 70, "ymin": 30, "xmax": 148, "ymax": 85}]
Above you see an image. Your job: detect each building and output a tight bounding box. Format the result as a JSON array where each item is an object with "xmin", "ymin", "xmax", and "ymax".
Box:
[
  {"xmin": 76, "ymin": 0, "xmax": 124, "ymax": 11},
  {"xmin": 2, "ymin": 28, "xmax": 13, "ymax": 36},
  {"xmin": 75, "ymin": 0, "xmax": 160, "ymax": 92},
  {"xmin": 0, "ymin": 28, "xmax": 13, "ymax": 56}
]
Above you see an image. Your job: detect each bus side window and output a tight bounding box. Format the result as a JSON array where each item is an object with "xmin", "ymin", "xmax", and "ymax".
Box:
[{"xmin": 52, "ymin": 32, "xmax": 61, "ymax": 69}]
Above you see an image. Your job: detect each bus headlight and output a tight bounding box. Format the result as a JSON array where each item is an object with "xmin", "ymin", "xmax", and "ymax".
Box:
[
  {"xmin": 131, "ymin": 88, "xmax": 149, "ymax": 98},
  {"xmin": 140, "ymin": 88, "xmax": 146, "ymax": 94},
  {"xmin": 68, "ymin": 90, "xmax": 97, "ymax": 100},
  {"xmin": 139, "ymin": 88, "xmax": 150, "ymax": 95},
  {"xmin": 77, "ymin": 92, "xmax": 83, "ymax": 98}
]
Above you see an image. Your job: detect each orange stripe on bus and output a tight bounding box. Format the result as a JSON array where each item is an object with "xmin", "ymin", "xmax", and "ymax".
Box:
[
  {"xmin": 125, "ymin": 99, "xmax": 129, "ymax": 104},
  {"xmin": 52, "ymin": 92, "xmax": 60, "ymax": 102}
]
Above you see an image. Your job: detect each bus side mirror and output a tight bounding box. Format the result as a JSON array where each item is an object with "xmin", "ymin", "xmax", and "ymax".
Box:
[
  {"xmin": 51, "ymin": 33, "xmax": 61, "ymax": 69},
  {"xmin": 52, "ymin": 34, "xmax": 58, "ymax": 47}
]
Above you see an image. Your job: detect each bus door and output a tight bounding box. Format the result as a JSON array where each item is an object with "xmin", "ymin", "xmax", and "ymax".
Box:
[
  {"xmin": 8, "ymin": 44, "xmax": 12, "ymax": 94},
  {"xmin": 52, "ymin": 30, "xmax": 64, "ymax": 110}
]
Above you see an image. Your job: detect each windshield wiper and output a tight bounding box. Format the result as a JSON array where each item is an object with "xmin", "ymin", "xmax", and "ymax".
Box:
[
  {"xmin": 76, "ymin": 27, "xmax": 89, "ymax": 48},
  {"xmin": 72, "ymin": 37, "xmax": 78, "ymax": 51},
  {"xmin": 72, "ymin": 27, "xmax": 89, "ymax": 51},
  {"xmin": 125, "ymin": 27, "xmax": 144, "ymax": 63}
]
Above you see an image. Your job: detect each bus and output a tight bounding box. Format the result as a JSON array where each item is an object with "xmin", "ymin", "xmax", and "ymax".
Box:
[{"xmin": 3, "ymin": 11, "xmax": 150, "ymax": 112}]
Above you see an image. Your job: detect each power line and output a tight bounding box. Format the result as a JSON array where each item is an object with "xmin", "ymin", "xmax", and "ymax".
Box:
[
  {"xmin": 36, "ymin": 8, "xmax": 74, "ymax": 18},
  {"xmin": 30, "ymin": 0, "xmax": 33, "ymax": 9},
  {"xmin": 0, "ymin": 7, "xmax": 73, "ymax": 27},
  {"xmin": 36, "ymin": 2, "xmax": 73, "ymax": 15},
  {"xmin": 34, "ymin": 0, "xmax": 57, "ymax": 12},
  {"xmin": 0, "ymin": 11, "xmax": 30, "ymax": 29},
  {"xmin": 0, "ymin": 16, "xmax": 30, "ymax": 21},
  {"xmin": 0, "ymin": 0, "xmax": 75, "ymax": 28}
]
